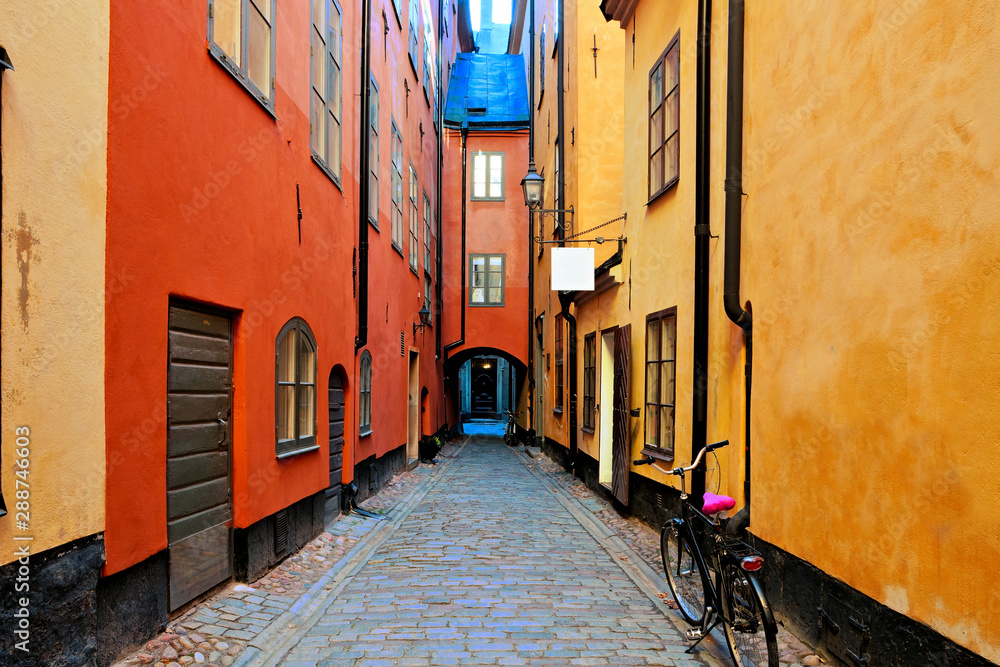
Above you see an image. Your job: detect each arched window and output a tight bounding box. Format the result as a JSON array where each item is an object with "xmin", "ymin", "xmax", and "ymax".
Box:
[
  {"xmin": 276, "ymin": 318, "xmax": 318, "ymax": 457},
  {"xmin": 359, "ymin": 351, "xmax": 372, "ymax": 435}
]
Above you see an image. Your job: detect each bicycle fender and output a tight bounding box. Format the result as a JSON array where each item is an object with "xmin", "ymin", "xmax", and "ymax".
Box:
[{"xmin": 747, "ymin": 572, "xmax": 778, "ymax": 634}]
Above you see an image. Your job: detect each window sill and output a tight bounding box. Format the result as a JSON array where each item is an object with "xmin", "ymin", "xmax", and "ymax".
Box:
[
  {"xmin": 469, "ymin": 302, "xmax": 505, "ymax": 308},
  {"xmin": 640, "ymin": 447, "xmax": 674, "ymax": 463},
  {"xmin": 581, "ymin": 426, "xmax": 595, "ymax": 435},
  {"xmin": 360, "ymin": 429, "xmax": 373, "ymax": 438},
  {"xmin": 553, "ymin": 408, "xmax": 563, "ymax": 415},
  {"xmin": 276, "ymin": 443, "xmax": 320, "ymax": 460},
  {"xmin": 470, "ymin": 197, "xmax": 506, "ymax": 203},
  {"xmin": 369, "ymin": 216, "xmax": 380, "ymax": 231},
  {"xmin": 410, "ymin": 265, "xmax": 419, "ymax": 276},
  {"xmin": 647, "ymin": 175, "xmax": 679, "ymax": 206},
  {"xmin": 392, "ymin": 243, "xmax": 404, "ymax": 258},
  {"xmin": 208, "ymin": 45, "xmax": 276, "ymax": 119},
  {"xmin": 311, "ymin": 154, "xmax": 343, "ymax": 191}
]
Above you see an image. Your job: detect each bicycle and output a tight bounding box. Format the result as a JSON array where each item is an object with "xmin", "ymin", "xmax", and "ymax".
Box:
[
  {"xmin": 503, "ymin": 410, "xmax": 524, "ymax": 447},
  {"xmin": 635, "ymin": 440, "xmax": 778, "ymax": 667}
]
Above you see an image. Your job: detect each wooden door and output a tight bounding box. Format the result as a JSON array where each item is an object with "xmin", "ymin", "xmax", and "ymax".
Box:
[
  {"xmin": 611, "ymin": 325, "xmax": 631, "ymax": 506},
  {"xmin": 471, "ymin": 359, "xmax": 498, "ymax": 415},
  {"xmin": 166, "ymin": 304, "xmax": 233, "ymax": 610},
  {"xmin": 328, "ymin": 371, "xmax": 345, "ymax": 499}
]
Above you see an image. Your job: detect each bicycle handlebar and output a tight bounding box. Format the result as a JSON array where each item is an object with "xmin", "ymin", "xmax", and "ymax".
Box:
[{"xmin": 633, "ymin": 440, "xmax": 730, "ymax": 474}]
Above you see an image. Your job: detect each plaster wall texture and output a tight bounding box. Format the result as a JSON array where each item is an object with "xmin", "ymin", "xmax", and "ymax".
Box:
[{"xmin": 0, "ymin": 0, "xmax": 109, "ymax": 565}]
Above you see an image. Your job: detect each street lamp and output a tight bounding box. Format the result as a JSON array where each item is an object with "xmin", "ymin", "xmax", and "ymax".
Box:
[
  {"xmin": 521, "ymin": 160, "xmax": 544, "ymax": 210},
  {"xmin": 413, "ymin": 304, "xmax": 432, "ymax": 336}
]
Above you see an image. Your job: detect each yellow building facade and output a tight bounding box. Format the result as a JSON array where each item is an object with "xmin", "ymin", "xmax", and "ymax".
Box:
[
  {"xmin": 1, "ymin": 1, "xmax": 108, "ymax": 662},
  {"xmin": 531, "ymin": 0, "xmax": 1000, "ymax": 663}
]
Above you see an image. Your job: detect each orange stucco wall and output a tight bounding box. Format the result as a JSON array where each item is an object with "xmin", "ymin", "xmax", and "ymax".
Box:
[
  {"xmin": 441, "ymin": 130, "xmax": 530, "ymax": 373},
  {"xmin": 106, "ymin": 0, "xmax": 450, "ymax": 575}
]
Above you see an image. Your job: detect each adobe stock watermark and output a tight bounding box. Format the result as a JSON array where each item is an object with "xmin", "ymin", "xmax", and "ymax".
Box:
[
  {"xmin": 179, "ymin": 129, "xmax": 276, "ymax": 222},
  {"xmin": 10, "ymin": 425, "xmax": 33, "ymax": 654}
]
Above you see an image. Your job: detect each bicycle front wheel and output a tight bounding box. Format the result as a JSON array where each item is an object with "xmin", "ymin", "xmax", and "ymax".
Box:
[
  {"xmin": 661, "ymin": 523, "xmax": 706, "ymax": 625},
  {"xmin": 721, "ymin": 563, "xmax": 778, "ymax": 667}
]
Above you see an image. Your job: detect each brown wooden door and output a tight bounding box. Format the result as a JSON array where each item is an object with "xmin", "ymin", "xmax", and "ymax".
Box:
[
  {"xmin": 166, "ymin": 305, "xmax": 233, "ymax": 611},
  {"xmin": 612, "ymin": 324, "xmax": 631, "ymax": 506},
  {"xmin": 328, "ymin": 371, "xmax": 345, "ymax": 498}
]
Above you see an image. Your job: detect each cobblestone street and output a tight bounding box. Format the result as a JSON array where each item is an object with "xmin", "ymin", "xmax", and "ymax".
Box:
[{"xmin": 116, "ymin": 434, "xmax": 820, "ymax": 667}]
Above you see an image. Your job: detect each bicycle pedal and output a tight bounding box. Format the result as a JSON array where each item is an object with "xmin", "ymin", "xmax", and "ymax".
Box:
[{"xmin": 685, "ymin": 628, "xmax": 704, "ymax": 641}]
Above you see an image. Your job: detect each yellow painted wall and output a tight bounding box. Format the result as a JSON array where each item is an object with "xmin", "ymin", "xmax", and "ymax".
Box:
[
  {"xmin": 0, "ymin": 0, "xmax": 109, "ymax": 565},
  {"xmin": 742, "ymin": 3, "xmax": 1000, "ymax": 661}
]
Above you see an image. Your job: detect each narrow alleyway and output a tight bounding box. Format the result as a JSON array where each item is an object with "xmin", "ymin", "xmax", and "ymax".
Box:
[{"xmin": 260, "ymin": 436, "xmax": 711, "ymax": 666}]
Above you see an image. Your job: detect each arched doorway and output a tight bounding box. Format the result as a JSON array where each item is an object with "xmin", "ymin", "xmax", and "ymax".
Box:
[{"xmin": 327, "ymin": 367, "xmax": 347, "ymax": 514}]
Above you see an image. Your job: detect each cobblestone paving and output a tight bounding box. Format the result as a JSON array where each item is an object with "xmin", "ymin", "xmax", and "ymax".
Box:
[
  {"xmin": 112, "ymin": 444, "xmax": 462, "ymax": 667},
  {"xmin": 521, "ymin": 448, "xmax": 824, "ymax": 667},
  {"xmin": 272, "ymin": 437, "xmax": 710, "ymax": 666}
]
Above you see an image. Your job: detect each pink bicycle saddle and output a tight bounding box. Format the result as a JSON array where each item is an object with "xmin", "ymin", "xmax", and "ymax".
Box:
[{"xmin": 703, "ymin": 492, "xmax": 736, "ymax": 514}]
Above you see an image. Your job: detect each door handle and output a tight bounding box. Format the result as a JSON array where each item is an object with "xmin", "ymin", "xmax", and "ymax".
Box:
[{"xmin": 217, "ymin": 412, "xmax": 228, "ymax": 427}]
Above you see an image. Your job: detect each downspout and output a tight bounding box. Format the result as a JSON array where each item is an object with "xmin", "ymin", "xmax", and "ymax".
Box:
[
  {"xmin": 556, "ymin": 0, "xmax": 565, "ymax": 241},
  {"xmin": 527, "ymin": 0, "xmax": 536, "ymax": 437},
  {"xmin": 356, "ymin": 0, "xmax": 373, "ymax": 351},
  {"xmin": 691, "ymin": 0, "xmax": 712, "ymax": 503},
  {"xmin": 558, "ymin": 292, "xmax": 578, "ymax": 473},
  {"xmin": 724, "ymin": 0, "xmax": 753, "ymax": 524},
  {"xmin": 436, "ymin": 0, "xmax": 444, "ymax": 360},
  {"xmin": 444, "ymin": 124, "xmax": 469, "ymax": 355}
]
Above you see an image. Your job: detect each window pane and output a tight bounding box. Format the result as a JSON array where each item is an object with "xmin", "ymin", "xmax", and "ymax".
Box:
[
  {"xmin": 311, "ymin": 90, "xmax": 325, "ymax": 158},
  {"xmin": 650, "ymin": 106, "xmax": 664, "ymax": 155},
  {"xmin": 662, "ymin": 316, "xmax": 676, "ymax": 361},
  {"xmin": 650, "ymin": 148, "xmax": 664, "ymax": 193},
  {"xmin": 646, "ymin": 320, "xmax": 659, "ymax": 360},
  {"xmin": 490, "ymin": 154, "xmax": 503, "ymax": 172},
  {"xmin": 665, "ymin": 90, "xmax": 678, "ymax": 138},
  {"xmin": 646, "ymin": 362, "xmax": 659, "ymax": 403},
  {"xmin": 472, "ymin": 268, "xmax": 484, "ymax": 287},
  {"xmin": 489, "ymin": 182, "xmax": 502, "ymax": 199},
  {"xmin": 278, "ymin": 330, "xmax": 296, "ymax": 382},
  {"xmin": 299, "ymin": 334, "xmax": 316, "ymax": 383},
  {"xmin": 668, "ymin": 45, "xmax": 679, "ymax": 89},
  {"xmin": 312, "ymin": 0, "xmax": 328, "ymax": 32},
  {"xmin": 214, "ymin": 0, "xmax": 242, "ymax": 65},
  {"xmin": 650, "ymin": 62, "xmax": 663, "ymax": 107},
  {"xmin": 489, "ymin": 287, "xmax": 502, "ymax": 303},
  {"xmin": 661, "ymin": 405, "xmax": 674, "ymax": 452},
  {"xmin": 474, "ymin": 155, "xmax": 486, "ymax": 182},
  {"xmin": 471, "ymin": 287, "xmax": 485, "ymax": 303},
  {"xmin": 474, "ymin": 182, "xmax": 486, "ymax": 198},
  {"xmin": 312, "ymin": 30, "xmax": 326, "ymax": 99},
  {"xmin": 329, "ymin": 5, "xmax": 342, "ymax": 61},
  {"xmin": 662, "ymin": 360, "xmax": 675, "ymax": 406},
  {"xmin": 278, "ymin": 385, "xmax": 295, "ymax": 440},
  {"xmin": 328, "ymin": 113, "xmax": 340, "ymax": 174},
  {"xmin": 646, "ymin": 407, "xmax": 659, "ymax": 447},
  {"xmin": 298, "ymin": 385, "xmax": 316, "ymax": 437},
  {"xmin": 248, "ymin": 6, "xmax": 271, "ymax": 93},
  {"xmin": 488, "ymin": 270, "xmax": 502, "ymax": 287},
  {"xmin": 251, "ymin": 0, "xmax": 271, "ymax": 22},
  {"xmin": 666, "ymin": 134, "xmax": 679, "ymax": 184},
  {"xmin": 330, "ymin": 60, "xmax": 341, "ymax": 117}
]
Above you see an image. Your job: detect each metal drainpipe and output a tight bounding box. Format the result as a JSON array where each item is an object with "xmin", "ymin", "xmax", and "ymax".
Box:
[
  {"xmin": 557, "ymin": 0, "xmax": 565, "ymax": 242},
  {"xmin": 435, "ymin": 0, "xmax": 444, "ymax": 360},
  {"xmin": 723, "ymin": 0, "xmax": 753, "ymax": 524},
  {"xmin": 527, "ymin": 0, "xmax": 536, "ymax": 438},
  {"xmin": 691, "ymin": 0, "xmax": 712, "ymax": 503},
  {"xmin": 444, "ymin": 124, "xmax": 469, "ymax": 356},
  {"xmin": 356, "ymin": 0, "xmax": 373, "ymax": 351}
]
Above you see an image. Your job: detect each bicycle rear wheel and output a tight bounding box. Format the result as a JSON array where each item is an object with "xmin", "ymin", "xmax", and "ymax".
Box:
[
  {"xmin": 661, "ymin": 522, "xmax": 706, "ymax": 625},
  {"xmin": 721, "ymin": 563, "xmax": 778, "ymax": 667}
]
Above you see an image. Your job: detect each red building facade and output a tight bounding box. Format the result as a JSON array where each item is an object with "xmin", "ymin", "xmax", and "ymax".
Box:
[{"xmin": 100, "ymin": 0, "xmax": 461, "ymax": 660}]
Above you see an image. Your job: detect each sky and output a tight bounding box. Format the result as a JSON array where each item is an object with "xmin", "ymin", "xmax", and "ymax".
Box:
[{"xmin": 470, "ymin": 0, "xmax": 513, "ymax": 33}]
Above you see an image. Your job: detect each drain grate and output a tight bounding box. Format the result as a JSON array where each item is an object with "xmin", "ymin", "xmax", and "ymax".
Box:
[{"xmin": 274, "ymin": 509, "xmax": 288, "ymax": 557}]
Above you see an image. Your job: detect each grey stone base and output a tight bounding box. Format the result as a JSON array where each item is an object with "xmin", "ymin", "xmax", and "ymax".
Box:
[
  {"xmin": 233, "ymin": 489, "xmax": 326, "ymax": 583},
  {"xmin": 96, "ymin": 549, "xmax": 169, "ymax": 666},
  {"xmin": 0, "ymin": 533, "xmax": 104, "ymax": 667},
  {"xmin": 352, "ymin": 443, "xmax": 406, "ymax": 504}
]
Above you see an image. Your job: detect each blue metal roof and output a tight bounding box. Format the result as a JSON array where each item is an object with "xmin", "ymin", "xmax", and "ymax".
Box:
[{"xmin": 444, "ymin": 53, "xmax": 529, "ymax": 129}]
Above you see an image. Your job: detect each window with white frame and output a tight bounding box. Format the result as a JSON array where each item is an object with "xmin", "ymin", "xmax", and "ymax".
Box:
[
  {"xmin": 276, "ymin": 318, "xmax": 317, "ymax": 457},
  {"xmin": 409, "ymin": 164, "xmax": 419, "ymax": 273},
  {"xmin": 369, "ymin": 77, "xmax": 380, "ymax": 227},
  {"xmin": 209, "ymin": 0, "xmax": 275, "ymax": 110},
  {"xmin": 471, "ymin": 152, "xmax": 504, "ymax": 201},
  {"xmin": 469, "ymin": 254, "xmax": 504, "ymax": 306},
  {"xmin": 359, "ymin": 351, "xmax": 372, "ymax": 434},
  {"xmin": 408, "ymin": 0, "xmax": 420, "ymax": 75},
  {"xmin": 391, "ymin": 120, "xmax": 404, "ymax": 251},
  {"xmin": 423, "ymin": 192, "xmax": 432, "ymax": 274},
  {"xmin": 310, "ymin": 0, "xmax": 342, "ymax": 182}
]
